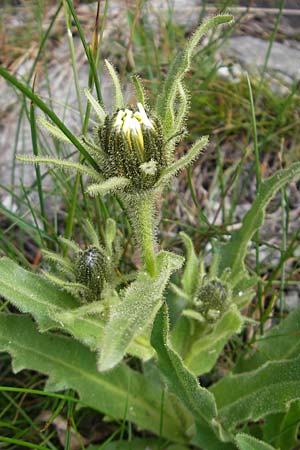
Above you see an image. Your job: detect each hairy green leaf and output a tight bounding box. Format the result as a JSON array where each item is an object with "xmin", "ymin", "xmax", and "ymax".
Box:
[
  {"xmin": 235, "ymin": 434, "xmax": 276, "ymax": 450},
  {"xmin": 38, "ymin": 116, "xmax": 72, "ymax": 143},
  {"xmin": 0, "ymin": 258, "xmax": 154, "ymax": 358},
  {"xmin": 0, "ymin": 257, "xmax": 77, "ymax": 330},
  {"xmin": 131, "ymin": 75, "xmax": 146, "ymax": 106},
  {"xmin": 98, "ymin": 251, "xmax": 183, "ymax": 371},
  {"xmin": 235, "ymin": 307, "xmax": 300, "ymax": 373},
  {"xmin": 0, "ymin": 314, "xmax": 188, "ymax": 443},
  {"xmin": 158, "ymin": 136, "xmax": 208, "ymax": 185},
  {"xmin": 156, "ymin": 14, "xmax": 233, "ymax": 135},
  {"xmin": 215, "ymin": 162, "xmax": 300, "ymax": 278},
  {"xmin": 151, "ymin": 304, "xmax": 219, "ymax": 431},
  {"xmin": 183, "ymin": 305, "xmax": 243, "ymax": 376},
  {"xmin": 86, "ymin": 177, "xmax": 131, "ymax": 196},
  {"xmin": 17, "ymin": 155, "xmax": 103, "ymax": 182},
  {"xmin": 105, "ymin": 59, "xmax": 124, "ymax": 110},
  {"xmin": 210, "ymin": 356, "xmax": 300, "ymax": 430},
  {"xmin": 84, "ymin": 88, "xmax": 106, "ymax": 123},
  {"xmin": 180, "ymin": 232, "xmax": 200, "ymax": 297},
  {"xmin": 263, "ymin": 400, "xmax": 300, "ymax": 450}
]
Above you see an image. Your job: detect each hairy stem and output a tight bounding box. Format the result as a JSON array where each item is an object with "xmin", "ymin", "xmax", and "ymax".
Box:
[{"xmin": 126, "ymin": 193, "xmax": 158, "ymax": 277}]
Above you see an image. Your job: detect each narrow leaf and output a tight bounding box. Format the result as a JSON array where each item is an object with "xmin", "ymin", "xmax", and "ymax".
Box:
[
  {"xmin": 105, "ymin": 59, "xmax": 124, "ymax": 110},
  {"xmin": 172, "ymin": 81, "xmax": 189, "ymax": 137},
  {"xmin": 158, "ymin": 136, "xmax": 208, "ymax": 185},
  {"xmin": 84, "ymin": 88, "xmax": 106, "ymax": 123},
  {"xmin": 156, "ymin": 15, "xmax": 233, "ymax": 133},
  {"xmin": 215, "ymin": 162, "xmax": 300, "ymax": 278},
  {"xmin": 86, "ymin": 177, "xmax": 131, "ymax": 196},
  {"xmin": 38, "ymin": 116, "xmax": 72, "ymax": 143},
  {"xmin": 42, "ymin": 249, "xmax": 74, "ymax": 272},
  {"xmin": 180, "ymin": 231, "xmax": 200, "ymax": 297},
  {"xmin": 132, "ymin": 75, "xmax": 146, "ymax": 106},
  {"xmin": 17, "ymin": 155, "xmax": 103, "ymax": 182}
]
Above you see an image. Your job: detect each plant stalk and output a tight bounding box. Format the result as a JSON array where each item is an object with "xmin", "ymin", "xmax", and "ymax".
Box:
[{"xmin": 127, "ymin": 193, "xmax": 157, "ymax": 277}]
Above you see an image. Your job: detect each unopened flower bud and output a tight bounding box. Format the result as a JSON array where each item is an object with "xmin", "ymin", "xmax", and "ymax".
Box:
[
  {"xmin": 97, "ymin": 103, "xmax": 166, "ymax": 190},
  {"xmin": 75, "ymin": 246, "xmax": 109, "ymax": 302},
  {"xmin": 194, "ymin": 279, "xmax": 230, "ymax": 323}
]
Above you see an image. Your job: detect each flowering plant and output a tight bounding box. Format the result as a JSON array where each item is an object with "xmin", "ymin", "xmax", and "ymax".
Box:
[{"xmin": 1, "ymin": 10, "xmax": 300, "ymax": 450}]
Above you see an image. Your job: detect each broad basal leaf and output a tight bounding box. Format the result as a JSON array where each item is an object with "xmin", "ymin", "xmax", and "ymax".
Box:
[
  {"xmin": 0, "ymin": 313, "xmax": 188, "ymax": 443},
  {"xmin": 0, "ymin": 257, "xmax": 78, "ymax": 330},
  {"xmin": 98, "ymin": 251, "xmax": 183, "ymax": 372},
  {"xmin": 235, "ymin": 306, "xmax": 300, "ymax": 373},
  {"xmin": 210, "ymin": 356, "xmax": 300, "ymax": 430}
]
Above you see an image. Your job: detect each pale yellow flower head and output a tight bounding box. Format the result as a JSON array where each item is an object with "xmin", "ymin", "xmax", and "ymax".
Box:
[{"xmin": 113, "ymin": 103, "xmax": 154, "ymax": 156}]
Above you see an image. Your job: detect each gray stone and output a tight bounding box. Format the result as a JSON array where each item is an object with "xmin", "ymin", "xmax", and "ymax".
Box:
[
  {"xmin": 282, "ymin": 289, "xmax": 300, "ymax": 311},
  {"xmin": 222, "ymin": 35, "xmax": 300, "ymax": 81}
]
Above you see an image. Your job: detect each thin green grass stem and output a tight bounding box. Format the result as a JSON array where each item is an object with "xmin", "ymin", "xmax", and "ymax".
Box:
[
  {"xmin": 30, "ymin": 94, "xmax": 47, "ymax": 234},
  {"xmin": 280, "ymin": 182, "xmax": 289, "ymax": 317},
  {"xmin": 247, "ymin": 72, "xmax": 264, "ymax": 333},
  {"xmin": 62, "ymin": 0, "xmax": 84, "ymax": 124},
  {"xmin": 0, "ymin": 66, "xmax": 97, "ymax": 169},
  {"xmin": 10, "ymin": 2, "xmax": 62, "ymax": 190},
  {"xmin": 65, "ymin": 0, "xmax": 104, "ymax": 107},
  {"xmin": 187, "ymin": 166, "xmax": 209, "ymax": 226},
  {"xmin": 2, "ymin": 391, "xmax": 57, "ymax": 450},
  {"xmin": 21, "ymin": 183, "xmax": 44, "ymax": 248},
  {"xmin": 65, "ymin": 0, "xmax": 109, "ymax": 242},
  {"xmin": 257, "ymin": 0, "xmax": 285, "ymax": 97}
]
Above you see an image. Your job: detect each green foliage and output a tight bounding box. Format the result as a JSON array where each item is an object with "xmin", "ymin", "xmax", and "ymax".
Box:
[
  {"xmin": 180, "ymin": 231, "xmax": 200, "ymax": 297},
  {"xmin": 235, "ymin": 434, "xmax": 276, "ymax": 450},
  {"xmin": 99, "ymin": 251, "xmax": 183, "ymax": 371},
  {"xmin": 182, "ymin": 306, "xmax": 243, "ymax": 375},
  {"xmin": 263, "ymin": 400, "xmax": 300, "ymax": 450},
  {"xmin": 84, "ymin": 87, "xmax": 106, "ymax": 123},
  {"xmin": 17, "ymin": 155, "xmax": 103, "ymax": 182},
  {"xmin": 151, "ymin": 304, "xmax": 218, "ymax": 425},
  {"xmin": 210, "ymin": 356, "xmax": 300, "ymax": 430},
  {"xmin": 235, "ymin": 307, "xmax": 300, "ymax": 373},
  {"xmin": 156, "ymin": 14, "xmax": 233, "ymax": 137},
  {"xmin": 2, "ymin": 8, "xmax": 300, "ymax": 449},
  {"xmin": 105, "ymin": 59, "xmax": 125, "ymax": 110},
  {"xmin": 0, "ymin": 257, "xmax": 78, "ymax": 331},
  {"xmin": 0, "ymin": 313, "xmax": 188, "ymax": 443},
  {"xmin": 213, "ymin": 161, "xmax": 300, "ymax": 279}
]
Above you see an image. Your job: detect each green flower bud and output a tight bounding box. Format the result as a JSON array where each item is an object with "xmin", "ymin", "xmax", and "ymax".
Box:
[
  {"xmin": 97, "ymin": 103, "xmax": 166, "ymax": 190},
  {"xmin": 75, "ymin": 246, "xmax": 110, "ymax": 302},
  {"xmin": 194, "ymin": 279, "xmax": 230, "ymax": 323}
]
